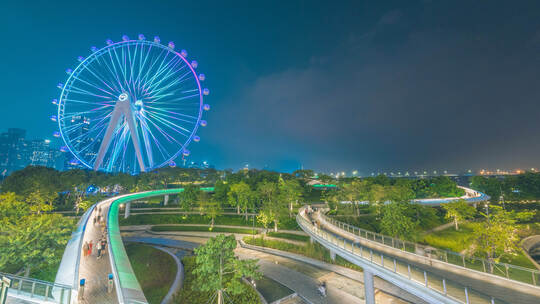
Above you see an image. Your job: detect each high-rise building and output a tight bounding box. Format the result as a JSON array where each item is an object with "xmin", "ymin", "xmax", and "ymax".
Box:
[
  {"xmin": 62, "ymin": 115, "xmax": 98, "ymax": 170},
  {"xmin": 0, "ymin": 128, "xmax": 27, "ymax": 177},
  {"xmin": 27, "ymin": 139, "xmax": 64, "ymax": 170}
]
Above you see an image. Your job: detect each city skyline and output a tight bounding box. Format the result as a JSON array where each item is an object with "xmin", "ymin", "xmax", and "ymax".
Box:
[{"xmin": 2, "ymin": 1, "xmax": 540, "ymax": 173}]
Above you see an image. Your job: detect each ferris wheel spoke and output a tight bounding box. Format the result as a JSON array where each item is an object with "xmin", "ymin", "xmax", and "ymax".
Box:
[
  {"xmin": 67, "ymin": 74, "xmax": 117, "ymax": 97},
  {"xmin": 95, "ymin": 53, "xmax": 124, "ymax": 93},
  {"xmin": 63, "ymin": 98, "xmax": 112, "ymax": 106},
  {"xmin": 128, "ymin": 42, "xmax": 138, "ymax": 97},
  {"xmin": 134, "ymin": 43, "xmax": 154, "ymax": 92},
  {"xmin": 145, "ymin": 111, "xmax": 191, "ymax": 137},
  {"xmin": 146, "ymin": 110, "xmax": 197, "ymax": 125},
  {"xmin": 142, "ymin": 112, "xmax": 185, "ymax": 145},
  {"xmin": 147, "ymin": 72, "xmax": 196, "ymax": 100},
  {"xmin": 144, "ymin": 106, "xmax": 198, "ymax": 122},
  {"xmin": 107, "ymin": 48, "xmax": 127, "ymax": 93},
  {"xmin": 60, "ymin": 108, "xmax": 110, "ymax": 121},
  {"xmin": 65, "ymin": 85, "xmax": 113, "ymax": 100},
  {"xmin": 146, "ymin": 68, "xmax": 191, "ymax": 98},
  {"xmin": 144, "ymin": 57, "xmax": 188, "ymax": 95},
  {"xmin": 140, "ymin": 48, "xmax": 172, "ymax": 90},
  {"xmin": 79, "ymin": 59, "xmax": 121, "ymax": 95},
  {"xmin": 138, "ymin": 47, "xmax": 168, "ymax": 92},
  {"xmin": 145, "ymin": 58, "xmax": 187, "ymax": 94},
  {"xmin": 148, "ymin": 92, "xmax": 200, "ymax": 104},
  {"xmin": 142, "ymin": 52, "xmax": 182, "ymax": 92},
  {"xmin": 138, "ymin": 116, "xmax": 171, "ymax": 164}
]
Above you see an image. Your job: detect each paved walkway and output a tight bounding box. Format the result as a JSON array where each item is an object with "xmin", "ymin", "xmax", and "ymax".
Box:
[
  {"xmin": 121, "ymin": 224, "xmax": 308, "ymax": 235},
  {"xmin": 78, "ymin": 201, "xmax": 117, "ymax": 304}
]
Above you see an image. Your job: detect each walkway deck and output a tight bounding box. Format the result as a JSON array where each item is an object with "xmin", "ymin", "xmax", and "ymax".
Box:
[
  {"xmin": 77, "ymin": 201, "xmax": 117, "ymax": 304},
  {"xmin": 305, "ymin": 209, "xmax": 540, "ymax": 304}
]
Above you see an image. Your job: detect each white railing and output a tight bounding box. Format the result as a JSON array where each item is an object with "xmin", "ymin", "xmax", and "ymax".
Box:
[
  {"xmin": 297, "ymin": 208, "xmax": 501, "ymax": 304},
  {"xmin": 2, "ymin": 272, "xmax": 73, "ymax": 304}
]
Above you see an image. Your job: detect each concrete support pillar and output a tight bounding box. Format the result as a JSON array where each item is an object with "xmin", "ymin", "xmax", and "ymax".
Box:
[
  {"xmin": 330, "ymin": 250, "xmax": 336, "ymax": 261},
  {"xmin": 364, "ymin": 270, "xmax": 375, "ymax": 304},
  {"xmin": 310, "ymin": 236, "xmax": 314, "ymax": 244},
  {"xmin": 164, "ymin": 194, "xmax": 169, "ymax": 206},
  {"xmin": 124, "ymin": 202, "xmax": 131, "ymax": 219}
]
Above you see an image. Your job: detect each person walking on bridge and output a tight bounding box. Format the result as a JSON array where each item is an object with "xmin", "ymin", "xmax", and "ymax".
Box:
[
  {"xmin": 88, "ymin": 240, "xmax": 93, "ymax": 256},
  {"xmin": 83, "ymin": 242, "xmax": 89, "ymax": 258},
  {"xmin": 97, "ymin": 239, "xmax": 103, "ymax": 259}
]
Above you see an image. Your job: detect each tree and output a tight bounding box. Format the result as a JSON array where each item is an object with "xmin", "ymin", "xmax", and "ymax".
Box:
[
  {"xmin": 257, "ymin": 182, "xmax": 286, "ymax": 231},
  {"xmin": 0, "ymin": 192, "xmax": 75, "ymax": 277},
  {"xmin": 78, "ymin": 199, "xmax": 94, "ymax": 212},
  {"xmin": 214, "ymin": 180, "xmax": 229, "ymax": 203},
  {"xmin": 380, "ymin": 202, "xmax": 417, "ymax": 240},
  {"xmin": 179, "ymin": 185, "xmax": 200, "ymax": 217},
  {"xmin": 279, "ymin": 177, "xmax": 302, "ymax": 218},
  {"xmin": 193, "ymin": 234, "xmax": 261, "ymax": 304},
  {"xmin": 228, "ymin": 182, "xmax": 252, "ymax": 220},
  {"xmin": 367, "ymin": 184, "xmax": 386, "ymax": 218},
  {"xmin": 441, "ymin": 200, "xmax": 476, "ymax": 230},
  {"xmin": 471, "ymin": 206, "xmax": 534, "ymax": 272},
  {"xmin": 200, "ymin": 197, "xmax": 222, "ymax": 229},
  {"xmin": 24, "ymin": 188, "xmax": 55, "ymax": 214}
]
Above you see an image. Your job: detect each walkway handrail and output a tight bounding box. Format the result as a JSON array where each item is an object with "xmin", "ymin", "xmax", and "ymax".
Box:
[
  {"xmin": 2, "ymin": 271, "xmax": 73, "ymax": 304},
  {"xmin": 106, "ymin": 188, "xmax": 212, "ymax": 304},
  {"xmin": 297, "ymin": 208, "xmax": 466, "ymax": 304},
  {"xmin": 54, "ymin": 204, "xmax": 96, "ymax": 293},
  {"xmin": 321, "ymin": 210, "xmax": 540, "ymax": 286}
]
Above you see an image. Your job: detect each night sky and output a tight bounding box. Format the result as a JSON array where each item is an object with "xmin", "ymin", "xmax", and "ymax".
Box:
[{"xmin": 1, "ymin": 1, "xmax": 540, "ymax": 173}]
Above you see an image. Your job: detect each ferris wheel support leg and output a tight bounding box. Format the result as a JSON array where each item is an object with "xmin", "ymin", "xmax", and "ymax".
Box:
[
  {"xmin": 125, "ymin": 110, "xmax": 146, "ymax": 173},
  {"xmin": 94, "ymin": 107, "xmax": 122, "ymax": 171}
]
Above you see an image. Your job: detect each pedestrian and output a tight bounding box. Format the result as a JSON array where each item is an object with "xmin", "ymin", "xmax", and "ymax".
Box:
[
  {"xmin": 88, "ymin": 240, "xmax": 93, "ymax": 256},
  {"xmin": 93, "ymin": 216, "xmax": 97, "ymax": 225},
  {"xmin": 83, "ymin": 242, "xmax": 89, "ymax": 257},
  {"xmin": 101, "ymin": 239, "xmax": 107, "ymax": 254},
  {"xmin": 97, "ymin": 240, "xmax": 103, "ymax": 259}
]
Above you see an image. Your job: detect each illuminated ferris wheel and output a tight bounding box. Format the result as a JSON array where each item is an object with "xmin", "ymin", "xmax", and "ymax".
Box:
[{"xmin": 51, "ymin": 34, "xmax": 210, "ymax": 174}]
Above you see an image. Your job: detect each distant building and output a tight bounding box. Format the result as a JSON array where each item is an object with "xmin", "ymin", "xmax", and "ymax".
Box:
[
  {"xmin": 62, "ymin": 115, "xmax": 99, "ymax": 170},
  {"xmin": 0, "ymin": 128, "xmax": 27, "ymax": 177},
  {"xmin": 27, "ymin": 139, "xmax": 64, "ymax": 170},
  {"xmin": 0, "ymin": 128, "xmax": 66, "ymax": 178},
  {"xmin": 186, "ymin": 160, "xmax": 214, "ymax": 169}
]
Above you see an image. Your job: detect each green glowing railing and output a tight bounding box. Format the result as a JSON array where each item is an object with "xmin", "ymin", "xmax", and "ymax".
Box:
[{"xmin": 107, "ymin": 188, "xmax": 212, "ymax": 304}]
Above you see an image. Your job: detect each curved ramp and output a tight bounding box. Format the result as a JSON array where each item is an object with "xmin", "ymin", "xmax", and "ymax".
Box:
[
  {"xmin": 299, "ymin": 203, "xmax": 540, "ymax": 304},
  {"xmin": 55, "ymin": 188, "xmax": 212, "ymax": 304}
]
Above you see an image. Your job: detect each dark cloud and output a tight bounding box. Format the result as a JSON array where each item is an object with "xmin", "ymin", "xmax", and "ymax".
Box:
[{"xmin": 216, "ymin": 4, "xmax": 540, "ymax": 172}]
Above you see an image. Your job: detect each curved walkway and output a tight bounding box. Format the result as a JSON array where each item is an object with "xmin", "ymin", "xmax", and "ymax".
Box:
[
  {"xmin": 55, "ymin": 189, "xmax": 209, "ymax": 304},
  {"xmin": 300, "ymin": 206, "xmax": 540, "ymax": 304}
]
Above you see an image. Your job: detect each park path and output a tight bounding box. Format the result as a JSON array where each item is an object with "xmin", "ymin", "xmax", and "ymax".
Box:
[
  {"xmin": 124, "ymin": 231, "xmax": 418, "ymax": 304},
  {"xmin": 77, "ymin": 201, "xmax": 117, "ymax": 304}
]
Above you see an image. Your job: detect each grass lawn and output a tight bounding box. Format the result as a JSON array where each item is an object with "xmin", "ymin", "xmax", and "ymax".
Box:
[
  {"xmin": 266, "ymin": 232, "xmax": 309, "ymax": 242},
  {"xmin": 420, "ymin": 223, "xmax": 479, "ymax": 252},
  {"xmin": 151, "ymin": 225, "xmax": 257, "ymax": 234},
  {"xmin": 120, "ymin": 214, "xmax": 299, "ymax": 230},
  {"xmin": 174, "ymin": 256, "xmax": 261, "ymax": 304},
  {"xmin": 420, "ymin": 223, "xmax": 537, "ymax": 269},
  {"xmin": 125, "ymin": 243, "xmax": 177, "ymax": 304}
]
